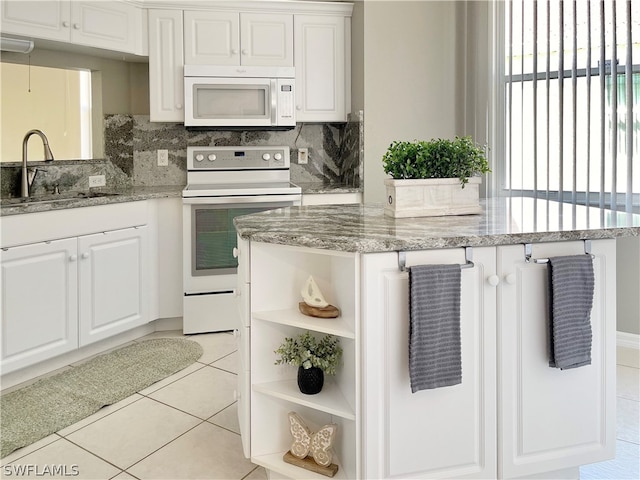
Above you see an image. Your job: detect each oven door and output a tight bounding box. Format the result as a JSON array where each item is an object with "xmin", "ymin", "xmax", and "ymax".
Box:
[{"xmin": 183, "ymin": 195, "xmax": 299, "ymax": 294}]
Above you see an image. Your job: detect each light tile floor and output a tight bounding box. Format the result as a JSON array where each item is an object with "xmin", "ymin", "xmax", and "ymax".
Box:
[
  {"xmin": 1, "ymin": 332, "xmax": 638, "ymax": 480},
  {"xmin": 0, "ymin": 331, "xmax": 268, "ymax": 480},
  {"xmin": 580, "ymin": 347, "xmax": 640, "ymax": 480}
]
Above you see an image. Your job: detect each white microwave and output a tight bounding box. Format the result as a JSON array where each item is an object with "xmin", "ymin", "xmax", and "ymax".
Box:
[{"xmin": 184, "ymin": 65, "xmax": 295, "ymax": 128}]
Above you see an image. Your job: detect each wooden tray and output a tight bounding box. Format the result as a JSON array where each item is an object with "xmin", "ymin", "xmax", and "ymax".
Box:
[{"xmin": 298, "ymin": 302, "xmax": 340, "ymax": 318}]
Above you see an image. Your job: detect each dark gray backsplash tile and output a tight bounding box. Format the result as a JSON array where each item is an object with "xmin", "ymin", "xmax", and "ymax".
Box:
[
  {"xmin": 1, "ymin": 112, "xmax": 363, "ymax": 197},
  {"xmin": 127, "ymin": 114, "xmax": 362, "ymax": 188}
]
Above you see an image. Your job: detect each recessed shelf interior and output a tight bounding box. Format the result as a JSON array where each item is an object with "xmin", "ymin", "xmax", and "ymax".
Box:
[
  {"xmin": 252, "ymin": 308, "xmax": 355, "ymax": 339},
  {"xmin": 253, "ymin": 378, "xmax": 356, "ymax": 420}
]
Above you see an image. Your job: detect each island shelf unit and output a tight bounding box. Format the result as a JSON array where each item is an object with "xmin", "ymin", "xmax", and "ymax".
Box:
[
  {"xmin": 234, "ymin": 201, "xmax": 638, "ymax": 479},
  {"xmin": 248, "ymin": 242, "xmax": 360, "ymax": 479}
]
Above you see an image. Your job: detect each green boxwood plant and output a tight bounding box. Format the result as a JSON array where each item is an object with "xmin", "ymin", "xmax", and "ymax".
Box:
[
  {"xmin": 274, "ymin": 331, "xmax": 343, "ymax": 376},
  {"xmin": 382, "ymin": 136, "xmax": 490, "ymax": 187}
]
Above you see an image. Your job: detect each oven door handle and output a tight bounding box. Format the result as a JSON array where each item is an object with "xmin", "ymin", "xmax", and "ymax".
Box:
[{"xmin": 182, "ymin": 195, "xmax": 301, "ymax": 205}]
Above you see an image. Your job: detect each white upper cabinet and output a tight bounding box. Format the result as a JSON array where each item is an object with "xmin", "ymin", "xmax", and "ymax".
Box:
[
  {"xmin": 184, "ymin": 10, "xmax": 293, "ymax": 67},
  {"xmin": 0, "ymin": 0, "xmax": 69, "ymax": 42},
  {"xmin": 149, "ymin": 9, "xmax": 185, "ymax": 122},
  {"xmin": 70, "ymin": 1, "xmax": 146, "ymax": 55},
  {"xmin": 0, "ymin": 0, "xmax": 147, "ymax": 56},
  {"xmin": 294, "ymin": 14, "xmax": 348, "ymax": 122}
]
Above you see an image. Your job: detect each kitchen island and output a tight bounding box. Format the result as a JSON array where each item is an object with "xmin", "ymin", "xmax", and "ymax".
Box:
[{"xmin": 234, "ymin": 198, "xmax": 640, "ymax": 480}]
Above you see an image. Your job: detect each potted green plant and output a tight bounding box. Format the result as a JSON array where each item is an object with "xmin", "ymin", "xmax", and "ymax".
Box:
[
  {"xmin": 275, "ymin": 331, "xmax": 343, "ymax": 395},
  {"xmin": 382, "ymin": 136, "xmax": 490, "ymax": 218}
]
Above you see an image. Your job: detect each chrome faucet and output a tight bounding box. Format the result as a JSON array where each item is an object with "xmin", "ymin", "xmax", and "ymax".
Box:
[{"xmin": 21, "ymin": 129, "xmax": 54, "ymax": 198}]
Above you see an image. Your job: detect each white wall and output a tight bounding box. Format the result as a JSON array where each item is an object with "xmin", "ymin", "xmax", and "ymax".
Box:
[
  {"xmin": 617, "ymin": 237, "xmax": 640, "ymax": 335},
  {"xmin": 362, "ymin": 1, "xmax": 463, "ymax": 204}
]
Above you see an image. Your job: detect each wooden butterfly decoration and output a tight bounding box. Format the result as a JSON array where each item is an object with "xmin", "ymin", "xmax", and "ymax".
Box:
[{"xmin": 288, "ymin": 412, "xmax": 338, "ymax": 467}]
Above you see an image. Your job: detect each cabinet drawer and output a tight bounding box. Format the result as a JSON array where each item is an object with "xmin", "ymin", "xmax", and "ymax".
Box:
[{"xmin": 1, "ymin": 201, "xmax": 148, "ymax": 248}]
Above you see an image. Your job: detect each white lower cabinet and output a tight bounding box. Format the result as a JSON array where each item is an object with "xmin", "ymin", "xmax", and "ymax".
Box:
[
  {"xmin": 1, "ymin": 238, "xmax": 79, "ymax": 374},
  {"xmin": 78, "ymin": 227, "xmax": 149, "ymax": 346},
  {"xmin": 497, "ymin": 241, "xmax": 616, "ymax": 478},
  {"xmin": 243, "ymin": 239, "xmax": 615, "ymax": 479},
  {"xmin": 361, "ymin": 247, "xmax": 498, "ymax": 479},
  {"xmin": 1, "ymin": 226, "xmax": 149, "ymax": 373}
]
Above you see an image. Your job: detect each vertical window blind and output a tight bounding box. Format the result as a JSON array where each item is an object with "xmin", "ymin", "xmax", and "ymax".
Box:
[{"xmin": 504, "ymin": 0, "xmax": 639, "ymax": 213}]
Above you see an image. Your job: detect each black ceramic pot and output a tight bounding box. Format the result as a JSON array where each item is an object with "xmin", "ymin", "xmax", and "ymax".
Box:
[{"xmin": 297, "ymin": 366, "xmax": 324, "ymax": 395}]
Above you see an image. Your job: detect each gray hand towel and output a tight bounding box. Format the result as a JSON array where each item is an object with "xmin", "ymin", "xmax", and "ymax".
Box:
[
  {"xmin": 408, "ymin": 264, "xmax": 462, "ymax": 392},
  {"xmin": 547, "ymin": 255, "xmax": 595, "ymax": 369}
]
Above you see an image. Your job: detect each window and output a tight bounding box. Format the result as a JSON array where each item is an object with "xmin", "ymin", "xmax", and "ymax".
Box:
[
  {"xmin": 0, "ymin": 63, "xmax": 92, "ymax": 162},
  {"xmin": 503, "ymin": 0, "xmax": 639, "ymax": 212}
]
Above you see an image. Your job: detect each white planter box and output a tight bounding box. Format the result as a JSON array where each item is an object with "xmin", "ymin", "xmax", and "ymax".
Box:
[{"xmin": 384, "ymin": 177, "xmax": 482, "ymax": 218}]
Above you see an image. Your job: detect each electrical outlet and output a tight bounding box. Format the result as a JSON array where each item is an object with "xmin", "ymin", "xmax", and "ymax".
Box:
[
  {"xmin": 157, "ymin": 149, "xmax": 169, "ymax": 166},
  {"xmin": 88, "ymin": 175, "xmax": 106, "ymax": 188},
  {"xmin": 297, "ymin": 147, "xmax": 308, "ymax": 164}
]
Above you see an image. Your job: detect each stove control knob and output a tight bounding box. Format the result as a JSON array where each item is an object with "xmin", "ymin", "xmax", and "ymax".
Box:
[
  {"xmin": 195, "ymin": 154, "xmax": 204, "ymax": 162},
  {"xmin": 208, "ymin": 154, "xmax": 216, "ymax": 161},
  {"xmin": 274, "ymin": 153, "xmax": 282, "ymax": 161},
  {"xmin": 262, "ymin": 153, "xmax": 271, "ymax": 161}
]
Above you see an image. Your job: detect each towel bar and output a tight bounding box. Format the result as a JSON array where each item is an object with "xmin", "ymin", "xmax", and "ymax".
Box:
[
  {"xmin": 398, "ymin": 246, "xmax": 475, "ymax": 272},
  {"xmin": 524, "ymin": 240, "xmax": 595, "ymax": 264}
]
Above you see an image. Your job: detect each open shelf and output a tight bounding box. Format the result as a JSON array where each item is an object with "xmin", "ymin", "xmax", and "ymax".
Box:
[
  {"xmin": 252, "ymin": 308, "xmax": 355, "ymax": 339},
  {"xmin": 252, "ymin": 452, "xmax": 347, "ymax": 480},
  {"xmin": 253, "ymin": 378, "xmax": 356, "ymax": 421}
]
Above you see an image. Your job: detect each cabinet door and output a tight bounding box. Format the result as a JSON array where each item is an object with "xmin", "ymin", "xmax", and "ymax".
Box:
[
  {"xmin": 70, "ymin": 1, "xmax": 142, "ymax": 54},
  {"xmin": 294, "ymin": 15, "xmax": 346, "ymax": 122},
  {"xmin": 497, "ymin": 240, "xmax": 616, "ymax": 478},
  {"xmin": 78, "ymin": 227, "xmax": 149, "ymax": 346},
  {"xmin": 240, "ymin": 13, "xmax": 293, "ymax": 67},
  {"xmin": 184, "ymin": 10, "xmax": 239, "ymax": 66},
  {"xmin": 0, "ymin": 0, "xmax": 70, "ymax": 42},
  {"xmin": 361, "ymin": 248, "xmax": 497, "ymax": 479},
  {"xmin": 1, "ymin": 238, "xmax": 78, "ymax": 374},
  {"xmin": 149, "ymin": 9, "xmax": 184, "ymax": 122}
]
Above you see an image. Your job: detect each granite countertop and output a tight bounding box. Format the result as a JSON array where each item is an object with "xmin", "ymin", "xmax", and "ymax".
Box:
[
  {"xmin": 0, "ymin": 185, "xmax": 184, "ymax": 217},
  {"xmin": 0, "ymin": 183, "xmax": 360, "ymax": 217},
  {"xmin": 234, "ymin": 197, "xmax": 640, "ymax": 253}
]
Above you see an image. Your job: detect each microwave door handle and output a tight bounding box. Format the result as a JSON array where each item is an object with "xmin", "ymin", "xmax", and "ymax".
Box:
[{"xmin": 270, "ymin": 79, "xmax": 277, "ymax": 125}]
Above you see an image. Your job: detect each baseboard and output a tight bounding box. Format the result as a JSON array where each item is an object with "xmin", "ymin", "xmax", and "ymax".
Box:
[
  {"xmin": 617, "ymin": 331, "xmax": 640, "ymax": 368},
  {"xmin": 617, "ymin": 331, "xmax": 640, "ymax": 349},
  {"xmin": 153, "ymin": 316, "xmax": 183, "ymax": 331}
]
